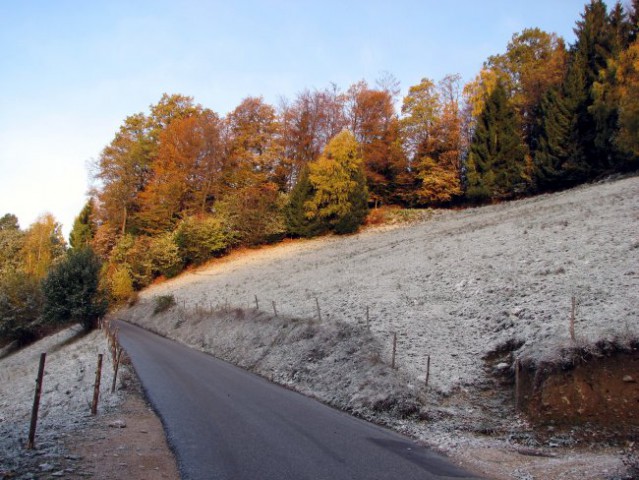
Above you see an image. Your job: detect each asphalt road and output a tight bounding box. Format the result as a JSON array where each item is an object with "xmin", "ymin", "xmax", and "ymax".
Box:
[{"xmin": 117, "ymin": 321, "xmax": 482, "ymax": 480}]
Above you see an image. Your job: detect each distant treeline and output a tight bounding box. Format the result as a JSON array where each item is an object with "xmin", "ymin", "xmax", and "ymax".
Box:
[{"xmin": 1, "ymin": 1, "xmax": 638, "ymax": 342}]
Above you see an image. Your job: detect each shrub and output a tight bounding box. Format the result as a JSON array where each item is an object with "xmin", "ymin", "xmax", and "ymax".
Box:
[
  {"xmin": 216, "ymin": 184, "xmax": 286, "ymax": 246},
  {"xmin": 174, "ymin": 216, "xmax": 237, "ymax": 265},
  {"xmin": 153, "ymin": 294, "xmax": 176, "ymax": 314},
  {"xmin": 148, "ymin": 233, "xmax": 183, "ymax": 278}
]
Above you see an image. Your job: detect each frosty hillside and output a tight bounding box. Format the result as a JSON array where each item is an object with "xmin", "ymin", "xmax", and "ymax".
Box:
[{"xmin": 134, "ymin": 175, "xmax": 639, "ymax": 397}]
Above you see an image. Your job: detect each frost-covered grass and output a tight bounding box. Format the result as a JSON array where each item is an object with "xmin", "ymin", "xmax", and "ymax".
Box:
[
  {"xmin": 120, "ymin": 302, "xmax": 424, "ymax": 421},
  {"xmin": 140, "ymin": 175, "xmax": 639, "ymax": 396},
  {"xmin": 126, "ymin": 175, "xmax": 638, "ymax": 479},
  {"xmin": 0, "ymin": 325, "xmax": 126, "ymax": 475}
]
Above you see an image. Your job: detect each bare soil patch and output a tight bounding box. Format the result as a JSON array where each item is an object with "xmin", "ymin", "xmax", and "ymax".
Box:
[{"xmin": 63, "ymin": 375, "xmax": 180, "ymax": 480}]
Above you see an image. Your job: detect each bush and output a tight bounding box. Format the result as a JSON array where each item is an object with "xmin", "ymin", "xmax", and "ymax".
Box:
[
  {"xmin": 153, "ymin": 294, "xmax": 176, "ymax": 314},
  {"xmin": 148, "ymin": 233, "xmax": 183, "ymax": 278},
  {"xmin": 42, "ymin": 248, "xmax": 107, "ymax": 330},
  {"xmin": 216, "ymin": 184, "xmax": 286, "ymax": 246},
  {"xmin": 174, "ymin": 216, "xmax": 237, "ymax": 265}
]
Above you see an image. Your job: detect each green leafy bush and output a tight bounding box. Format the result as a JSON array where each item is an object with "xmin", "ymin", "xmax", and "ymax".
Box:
[
  {"xmin": 149, "ymin": 233, "xmax": 183, "ymax": 278},
  {"xmin": 216, "ymin": 184, "xmax": 286, "ymax": 246},
  {"xmin": 174, "ymin": 216, "xmax": 237, "ymax": 265}
]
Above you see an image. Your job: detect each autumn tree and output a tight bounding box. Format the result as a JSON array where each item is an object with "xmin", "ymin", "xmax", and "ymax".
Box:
[
  {"xmin": 400, "ymin": 75, "xmax": 463, "ymax": 206},
  {"xmin": 617, "ymin": 38, "xmax": 639, "ymax": 158},
  {"xmin": 347, "ymin": 82, "xmax": 405, "ymax": 205},
  {"xmin": 485, "ymin": 28, "xmax": 567, "ymax": 147},
  {"xmin": 305, "ymin": 130, "xmax": 369, "ymax": 234},
  {"xmin": 0, "ymin": 214, "xmax": 25, "ymax": 274},
  {"xmin": 21, "ymin": 213, "xmax": 66, "ymax": 279},
  {"xmin": 466, "ymin": 81, "xmax": 529, "ymax": 202},
  {"xmin": 93, "ymin": 94, "xmax": 202, "ymax": 235},
  {"xmin": 139, "ymin": 110, "xmax": 224, "ymax": 232},
  {"xmin": 225, "ymin": 96, "xmax": 282, "ymax": 189},
  {"xmin": 278, "ymin": 86, "xmax": 347, "ymax": 189},
  {"xmin": 94, "ymin": 113, "xmax": 152, "ymax": 235}
]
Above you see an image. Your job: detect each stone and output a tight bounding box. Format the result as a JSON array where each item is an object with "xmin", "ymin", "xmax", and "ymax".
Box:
[
  {"xmin": 108, "ymin": 420, "xmax": 127, "ymax": 428},
  {"xmin": 622, "ymin": 375, "xmax": 635, "ymax": 383}
]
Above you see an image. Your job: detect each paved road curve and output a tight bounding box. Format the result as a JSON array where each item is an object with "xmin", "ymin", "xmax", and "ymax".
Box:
[{"xmin": 117, "ymin": 321, "xmax": 482, "ymax": 480}]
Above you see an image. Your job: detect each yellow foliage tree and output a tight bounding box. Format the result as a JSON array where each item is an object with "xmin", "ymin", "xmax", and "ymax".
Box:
[{"xmin": 21, "ymin": 213, "xmax": 66, "ymax": 279}]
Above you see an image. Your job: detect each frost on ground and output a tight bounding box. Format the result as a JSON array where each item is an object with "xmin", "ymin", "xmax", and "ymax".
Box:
[
  {"xmin": 122, "ymin": 175, "xmax": 638, "ymax": 479},
  {"xmin": 0, "ymin": 326, "xmax": 125, "ymax": 478},
  {"xmin": 142, "ymin": 176, "xmax": 639, "ymax": 395}
]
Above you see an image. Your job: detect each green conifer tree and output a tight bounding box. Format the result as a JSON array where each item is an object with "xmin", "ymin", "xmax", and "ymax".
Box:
[
  {"xmin": 284, "ymin": 166, "xmax": 328, "ymax": 237},
  {"xmin": 466, "ymin": 81, "xmax": 528, "ymax": 202}
]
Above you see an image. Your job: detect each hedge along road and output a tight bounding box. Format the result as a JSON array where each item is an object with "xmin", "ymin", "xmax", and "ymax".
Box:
[{"xmin": 117, "ymin": 321, "xmax": 482, "ymax": 480}]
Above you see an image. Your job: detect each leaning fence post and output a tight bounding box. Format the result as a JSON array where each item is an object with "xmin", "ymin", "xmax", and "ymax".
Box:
[
  {"xmin": 27, "ymin": 353, "xmax": 46, "ymax": 450},
  {"xmin": 272, "ymin": 300, "xmax": 278, "ymax": 317},
  {"xmin": 254, "ymin": 295, "xmax": 259, "ymax": 310},
  {"xmin": 111, "ymin": 349, "xmax": 123, "ymax": 393},
  {"xmin": 91, "ymin": 354, "xmax": 103, "ymax": 415}
]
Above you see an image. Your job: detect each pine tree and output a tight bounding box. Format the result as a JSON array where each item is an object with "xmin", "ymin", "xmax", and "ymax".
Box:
[{"xmin": 466, "ymin": 81, "xmax": 528, "ymax": 202}]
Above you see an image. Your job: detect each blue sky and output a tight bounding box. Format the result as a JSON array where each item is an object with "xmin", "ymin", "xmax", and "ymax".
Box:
[{"xmin": 0, "ymin": 0, "xmax": 590, "ymax": 238}]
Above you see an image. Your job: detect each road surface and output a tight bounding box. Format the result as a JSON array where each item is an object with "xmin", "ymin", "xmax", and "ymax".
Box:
[{"xmin": 117, "ymin": 321, "xmax": 482, "ymax": 480}]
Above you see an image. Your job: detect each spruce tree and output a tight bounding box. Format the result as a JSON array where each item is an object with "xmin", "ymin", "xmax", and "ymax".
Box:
[
  {"xmin": 466, "ymin": 81, "xmax": 528, "ymax": 202},
  {"xmin": 569, "ymin": 0, "xmax": 623, "ymax": 174},
  {"xmin": 284, "ymin": 166, "xmax": 328, "ymax": 238}
]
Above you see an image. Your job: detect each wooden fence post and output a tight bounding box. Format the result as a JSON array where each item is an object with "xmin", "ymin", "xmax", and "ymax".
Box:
[
  {"xmin": 27, "ymin": 353, "xmax": 46, "ymax": 450},
  {"xmin": 254, "ymin": 295, "xmax": 259, "ymax": 310},
  {"xmin": 272, "ymin": 301, "xmax": 278, "ymax": 317},
  {"xmin": 111, "ymin": 349, "xmax": 123, "ymax": 393},
  {"xmin": 569, "ymin": 296, "xmax": 576, "ymax": 342},
  {"xmin": 91, "ymin": 354, "xmax": 103, "ymax": 415},
  {"xmin": 425, "ymin": 355, "xmax": 431, "ymax": 387},
  {"xmin": 515, "ymin": 359, "xmax": 521, "ymax": 411},
  {"xmin": 366, "ymin": 306, "xmax": 370, "ymax": 329},
  {"xmin": 391, "ymin": 332, "xmax": 397, "ymax": 369},
  {"xmin": 315, "ymin": 298, "xmax": 322, "ymax": 321}
]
